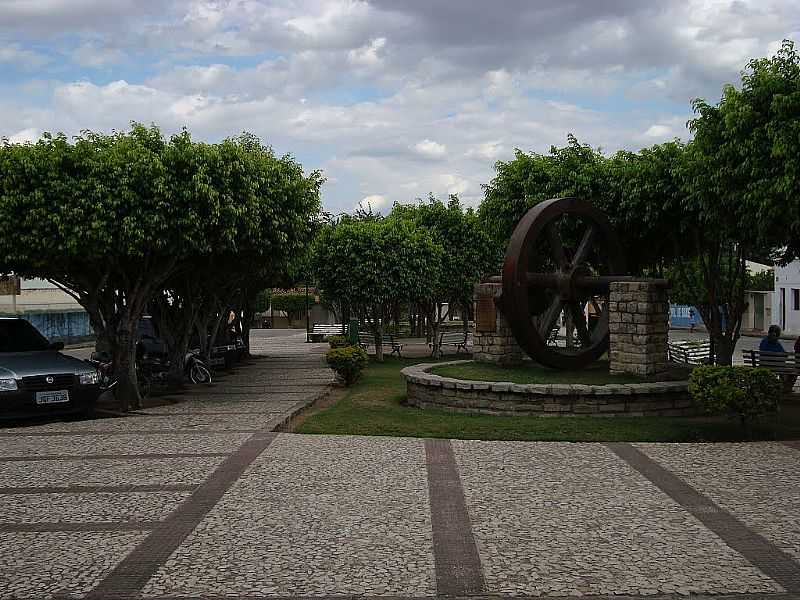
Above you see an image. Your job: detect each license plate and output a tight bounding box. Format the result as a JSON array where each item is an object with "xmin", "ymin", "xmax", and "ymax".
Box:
[{"xmin": 35, "ymin": 390, "xmax": 70, "ymax": 405}]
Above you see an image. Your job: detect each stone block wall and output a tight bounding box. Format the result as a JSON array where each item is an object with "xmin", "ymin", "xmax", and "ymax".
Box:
[
  {"xmin": 473, "ymin": 282, "xmax": 524, "ymax": 366},
  {"xmin": 609, "ymin": 281, "xmax": 669, "ymax": 377}
]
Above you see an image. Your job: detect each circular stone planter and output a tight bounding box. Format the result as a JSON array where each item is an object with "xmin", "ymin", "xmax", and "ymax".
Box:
[{"xmin": 402, "ymin": 360, "xmax": 695, "ymax": 417}]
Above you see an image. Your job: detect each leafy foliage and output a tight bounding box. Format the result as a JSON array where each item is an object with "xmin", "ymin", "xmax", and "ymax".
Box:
[
  {"xmin": 327, "ymin": 335, "xmax": 351, "ymax": 349},
  {"xmin": 689, "ymin": 365, "xmax": 781, "ymax": 435},
  {"xmin": 325, "ymin": 345, "xmax": 369, "ymax": 385},
  {"xmin": 0, "ymin": 125, "xmax": 321, "ymax": 408},
  {"xmin": 747, "ymin": 269, "xmax": 774, "ymax": 291},
  {"xmin": 270, "ymin": 292, "xmax": 313, "ymax": 316},
  {"xmin": 312, "ymin": 216, "xmax": 441, "ymax": 360}
]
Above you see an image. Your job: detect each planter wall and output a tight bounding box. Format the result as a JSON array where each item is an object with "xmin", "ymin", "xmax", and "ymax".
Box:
[{"xmin": 402, "ymin": 361, "xmax": 696, "ymax": 417}]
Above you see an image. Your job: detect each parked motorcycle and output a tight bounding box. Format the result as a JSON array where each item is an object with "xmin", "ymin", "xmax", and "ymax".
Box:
[{"xmin": 185, "ymin": 350, "xmax": 212, "ymax": 384}]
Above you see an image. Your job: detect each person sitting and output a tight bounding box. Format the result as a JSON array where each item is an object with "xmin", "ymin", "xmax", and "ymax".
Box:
[
  {"xmin": 760, "ymin": 325, "xmax": 795, "ymax": 392},
  {"xmin": 760, "ymin": 325, "xmax": 786, "ymax": 353}
]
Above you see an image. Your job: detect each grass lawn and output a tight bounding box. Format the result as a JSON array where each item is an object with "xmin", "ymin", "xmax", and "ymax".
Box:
[
  {"xmin": 296, "ymin": 356, "xmax": 800, "ymax": 442},
  {"xmin": 431, "ymin": 360, "xmax": 644, "ymax": 385}
]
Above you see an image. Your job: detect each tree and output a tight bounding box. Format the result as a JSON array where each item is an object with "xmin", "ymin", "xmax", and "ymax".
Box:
[
  {"xmin": 312, "ymin": 217, "xmax": 441, "ymax": 361},
  {"xmin": 270, "ymin": 292, "xmax": 314, "ymax": 327},
  {"xmin": 748, "ymin": 269, "xmax": 774, "ymax": 291},
  {"xmin": 0, "ymin": 126, "xmax": 321, "ymax": 408},
  {"xmin": 388, "ymin": 195, "xmax": 493, "ymax": 356},
  {"xmin": 479, "ymin": 135, "xmax": 611, "ymax": 270}
]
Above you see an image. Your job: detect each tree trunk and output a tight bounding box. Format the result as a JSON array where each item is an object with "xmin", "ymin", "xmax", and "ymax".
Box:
[
  {"xmin": 112, "ymin": 324, "xmax": 141, "ymax": 412},
  {"xmin": 373, "ymin": 317, "xmax": 384, "ymax": 362},
  {"xmin": 712, "ymin": 334, "xmax": 735, "ymax": 366},
  {"xmin": 431, "ymin": 303, "xmax": 443, "ymax": 357}
]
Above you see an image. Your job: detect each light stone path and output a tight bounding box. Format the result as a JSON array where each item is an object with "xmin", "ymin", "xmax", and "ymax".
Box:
[{"xmin": 1, "ymin": 330, "xmax": 800, "ymax": 599}]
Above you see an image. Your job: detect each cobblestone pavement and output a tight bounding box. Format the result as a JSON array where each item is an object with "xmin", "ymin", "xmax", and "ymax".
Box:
[{"xmin": 2, "ymin": 331, "xmax": 800, "ymax": 599}]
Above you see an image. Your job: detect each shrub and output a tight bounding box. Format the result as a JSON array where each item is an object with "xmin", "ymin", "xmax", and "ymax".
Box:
[
  {"xmin": 325, "ymin": 346, "xmax": 368, "ymax": 385},
  {"xmin": 328, "ymin": 335, "xmax": 351, "ymax": 349},
  {"xmin": 689, "ymin": 365, "xmax": 781, "ymax": 436}
]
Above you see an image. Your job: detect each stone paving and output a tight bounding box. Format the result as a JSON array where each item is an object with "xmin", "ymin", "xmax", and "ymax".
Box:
[{"xmin": 1, "ymin": 330, "xmax": 799, "ymax": 599}]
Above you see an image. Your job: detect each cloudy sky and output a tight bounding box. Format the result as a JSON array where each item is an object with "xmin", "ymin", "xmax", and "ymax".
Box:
[{"xmin": 1, "ymin": 1, "xmax": 798, "ymax": 214}]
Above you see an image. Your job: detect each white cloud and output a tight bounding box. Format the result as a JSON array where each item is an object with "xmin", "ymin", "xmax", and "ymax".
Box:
[
  {"xmin": 347, "ymin": 37, "xmax": 386, "ymax": 68},
  {"xmin": 466, "ymin": 140, "xmax": 504, "ymax": 161},
  {"xmin": 5, "ymin": 128, "xmax": 41, "ymax": 144},
  {"xmin": 413, "ymin": 139, "xmax": 447, "ymax": 159},
  {"xmin": 357, "ymin": 194, "xmax": 389, "ymax": 211},
  {"xmin": 0, "ymin": 43, "xmax": 49, "ymax": 69}
]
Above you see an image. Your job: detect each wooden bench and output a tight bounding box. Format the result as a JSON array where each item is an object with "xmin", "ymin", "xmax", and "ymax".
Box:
[
  {"xmin": 309, "ymin": 323, "xmax": 345, "ymax": 342},
  {"xmin": 429, "ymin": 331, "xmax": 469, "ymax": 356},
  {"xmin": 742, "ymin": 349, "xmax": 799, "ymax": 374},
  {"xmin": 668, "ymin": 340, "xmax": 711, "ymax": 365},
  {"xmin": 358, "ymin": 332, "xmax": 403, "ymax": 357}
]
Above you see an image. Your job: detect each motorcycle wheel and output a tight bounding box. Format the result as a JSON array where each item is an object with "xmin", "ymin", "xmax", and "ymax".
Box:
[{"xmin": 190, "ymin": 363, "xmax": 212, "ymax": 385}]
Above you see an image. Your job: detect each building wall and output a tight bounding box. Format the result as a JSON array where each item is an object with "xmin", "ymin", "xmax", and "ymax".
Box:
[{"xmin": 773, "ymin": 261, "xmax": 800, "ymax": 333}]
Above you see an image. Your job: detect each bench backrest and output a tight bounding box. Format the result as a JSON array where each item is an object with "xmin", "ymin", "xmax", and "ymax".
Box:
[
  {"xmin": 742, "ymin": 349, "xmax": 798, "ymax": 373},
  {"xmin": 440, "ymin": 331, "xmax": 467, "ymax": 343},
  {"xmin": 668, "ymin": 341, "xmax": 711, "ymax": 365},
  {"xmin": 312, "ymin": 323, "xmax": 344, "ymax": 333}
]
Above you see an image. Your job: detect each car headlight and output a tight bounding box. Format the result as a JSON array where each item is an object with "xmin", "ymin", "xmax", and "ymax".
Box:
[
  {"xmin": 79, "ymin": 372, "xmax": 100, "ymax": 386},
  {"xmin": 0, "ymin": 378, "xmax": 18, "ymax": 391}
]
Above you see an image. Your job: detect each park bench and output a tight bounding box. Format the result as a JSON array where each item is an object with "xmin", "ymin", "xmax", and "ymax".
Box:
[
  {"xmin": 309, "ymin": 323, "xmax": 345, "ymax": 342},
  {"xmin": 547, "ymin": 327, "xmax": 559, "ymax": 345},
  {"xmin": 429, "ymin": 331, "xmax": 470, "ymax": 356},
  {"xmin": 358, "ymin": 332, "xmax": 403, "ymax": 357},
  {"xmin": 742, "ymin": 349, "xmax": 799, "ymax": 375},
  {"xmin": 668, "ymin": 340, "xmax": 711, "ymax": 365}
]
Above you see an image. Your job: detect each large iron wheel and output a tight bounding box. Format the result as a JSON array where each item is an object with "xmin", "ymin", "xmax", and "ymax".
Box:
[{"xmin": 501, "ymin": 197, "xmax": 627, "ymax": 369}]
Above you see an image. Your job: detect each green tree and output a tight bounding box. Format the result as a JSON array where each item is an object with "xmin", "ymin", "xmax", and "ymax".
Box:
[
  {"xmin": 0, "ymin": 126, "xmax": 321, "ymax": 408},
  {"xmin": 270, "ymin": 291, "xmax": 314, "ymax": 327},
  {"xmin": 389, "ymin": 195, "xmax": 493, "ymax": 355},
  {"xmin": 312, "ymin": 217, "xmax": 441, "ymax": 361}
]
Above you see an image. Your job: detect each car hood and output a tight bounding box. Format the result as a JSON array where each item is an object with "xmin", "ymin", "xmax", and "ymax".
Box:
[{"xmin": 0, "ymin": 352, "xmax": 94, "ymax": 379}]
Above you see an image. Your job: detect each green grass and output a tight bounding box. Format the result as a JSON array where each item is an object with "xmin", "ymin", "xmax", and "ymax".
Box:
[
  {"xmin": 296, "ymin": 356, "xmax": 800, "ymax": 442},
  {"xmin": 431, "ymin": 360, "xmax": 643, "ymax": 385}
]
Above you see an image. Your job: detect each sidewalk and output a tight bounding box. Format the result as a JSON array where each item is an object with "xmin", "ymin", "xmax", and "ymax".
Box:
[{"xmin": 0, "ymin": 331, "xmax": 798, "ymax": 599}]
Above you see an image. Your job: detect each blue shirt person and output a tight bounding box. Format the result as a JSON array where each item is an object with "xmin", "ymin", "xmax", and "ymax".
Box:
[{"xmin": 760, "ymin": 325, "xmax": 786, "ymax": 353}]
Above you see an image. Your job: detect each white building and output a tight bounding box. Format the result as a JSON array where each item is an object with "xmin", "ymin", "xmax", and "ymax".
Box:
[{"xmin": 774, "ymin": 260, "xmax": 800, "ymax": 333}]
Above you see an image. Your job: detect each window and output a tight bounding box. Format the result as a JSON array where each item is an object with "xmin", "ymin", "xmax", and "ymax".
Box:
[{"xmin": 794, "ymin": 289, "xmax": 799, "ymax": 311}]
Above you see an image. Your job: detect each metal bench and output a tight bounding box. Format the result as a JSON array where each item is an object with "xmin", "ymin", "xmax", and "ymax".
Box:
[
  {"xmin": 668, "ymin": 340, "xmax": 711, "ymax": 365},
  {"xmin": 358, "ymin": 332, "xmax": 403, "ymax": 357},
  {"xmin": 430, "ymin": 331, "xmax": 469, "ymax": 356},
  {"xmin": 309, "ymin": 323, "xmax": 345, "ymax": 342},
  {"xmin": 742, "ymin": 349, "xmax": 799, "ymax": 375}
]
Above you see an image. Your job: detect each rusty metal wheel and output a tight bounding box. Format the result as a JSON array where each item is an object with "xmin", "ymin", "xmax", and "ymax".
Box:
[{"xmin": 501, "ymin": 197, "xmax": 627, "ymax": 369}]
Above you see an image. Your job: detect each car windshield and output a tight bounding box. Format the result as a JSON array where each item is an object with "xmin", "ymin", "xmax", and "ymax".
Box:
[{"xmin": 0, "ymin": 320, "xmax": 50, "ymax": 352}]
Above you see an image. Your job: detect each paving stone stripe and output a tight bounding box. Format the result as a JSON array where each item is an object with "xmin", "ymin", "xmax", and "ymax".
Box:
[
  {"xmin": 424, "ymin": 438, "xmax": 485, "ymax": 596},
  {"xmin": 86, "ymin": 431, "xmax": 279, "ymax": 599},
  {"xmin": 0, "ymin": 521, "xmax": 158, "ymax": 532},
  {"xmin": 607, "ymin": 442, "xmax": 800, "ymax": 593},
  {"xmin": 0, "ymin": 484, "xmax": 197, "ymax": 495},
  {"xmin": 106, "ymin": 593, "xmax": 800, "ymax": 600},
  {"xmin": 0, "ymin": 452, "xmax": 230, "ymax": 462},
  {"xmin": 0, "ymin": 429, "xmax": 264, "ymax": 436}
]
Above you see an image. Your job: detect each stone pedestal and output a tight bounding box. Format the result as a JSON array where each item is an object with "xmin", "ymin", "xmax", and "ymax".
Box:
[
  {"xmin": 609, "ymin": 281, "xmax": 669, "ymax": 377},
  {"xmin": 472, "ymin": 282, "xmax": 524, "ymax": 366}
]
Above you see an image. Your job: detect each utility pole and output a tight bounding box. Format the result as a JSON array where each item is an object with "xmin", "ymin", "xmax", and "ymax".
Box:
[{"xmin": 305, "ymin": 282, "xmax": 310, "ymax": 342}]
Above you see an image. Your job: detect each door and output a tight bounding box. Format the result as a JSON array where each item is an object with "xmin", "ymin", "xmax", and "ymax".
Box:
[
  {"xmin": 754, "ymin": 294, "xmax": 764, "ymax": 331},
  {"xmin": 781, "ymin": 287, "xmax": 786, "ymax": 330}
]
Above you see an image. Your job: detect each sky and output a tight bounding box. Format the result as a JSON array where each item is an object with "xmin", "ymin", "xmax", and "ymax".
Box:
[{"xmin": 1, "ymin": 1, "xmax": 798, "ymax": 215}]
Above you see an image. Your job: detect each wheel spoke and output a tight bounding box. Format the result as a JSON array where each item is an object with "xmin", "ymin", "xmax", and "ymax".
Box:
[
  {"xmin": 538, "ymin": 297, "xmax": 563, "ymax": 338},
  {"xmin": 572, "ymin": 225, "xmax": 597, "ymax": 266},
  {"xmin": 545, "ymin": 223, "xmax": 568, "ymax": 268},
  {"xmin": 568, "ymin": 302, "xmax": 591, "ymax": 346}
]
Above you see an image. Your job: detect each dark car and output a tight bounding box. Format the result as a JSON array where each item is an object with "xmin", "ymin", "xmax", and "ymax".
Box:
[{"xmin": 0, "ymin": 318, "xmax": 100, "ymax": 419}]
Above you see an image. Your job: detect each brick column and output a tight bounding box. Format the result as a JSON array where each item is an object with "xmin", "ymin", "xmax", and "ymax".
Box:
[
  {"xmin": 472, "ymin": 282, "xmax": 524, "ymax": 366},
  {"xmin": 609, "ymin": 281, "xmax": 669, "ymax": 377}
]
